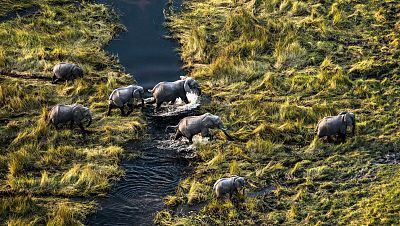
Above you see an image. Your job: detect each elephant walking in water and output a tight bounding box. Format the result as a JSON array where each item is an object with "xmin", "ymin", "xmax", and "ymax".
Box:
[
  {"xmin": 48, "ymin": 104, "xmax": 92, "ymax": 133},
  {"xmin": 52, "ymin": 63, "xmax": 84, "ymax": 84},
  {"xmin": 169, "ymin": 113, "xmax": 233, "ymax": 143},
  {"xmin": 316, "ymin": 112, "xmax": 356, "ymax": 142},
  {"xmin": 108, "ymin": 85, "xmax": 145, "ymax": 116},
  {"xmin": 213, "ymin": 176, "xmax": 245, "ymax": 200},
  {"xmin": 149, "ymin": 76, "xmax": 201, "ymax": 110}
]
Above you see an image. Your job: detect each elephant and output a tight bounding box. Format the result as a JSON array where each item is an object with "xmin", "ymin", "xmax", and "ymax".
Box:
[
  {"xmin": 169, "ymin": 113, "xmax": 233, "ymax": 143},
  {"xmin": 48, "ymin": 104, "xmax": 92, "ymax": 133},
  {"xmin": 213, "ymin": 176, "xmax": 245, "ymax": 199},
  {"xmin": 107, "ymin": 85, "xmax": 145, "ymax": 116},
  {"xmin": 149, "ymin": 76, "xmax": 201, "ymax": 110},
  {"xmin": 52, "ymin": 63, "xmax": 84, "ymax": 84},
  {"xmin": 316, "ymin": 112, "xmax": 356, "ymax": 142}
]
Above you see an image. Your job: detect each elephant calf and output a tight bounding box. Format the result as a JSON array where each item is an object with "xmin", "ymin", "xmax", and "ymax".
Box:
[
  {"xmin": 52, "ymin": 63, "xmax": 84, "ymax": 84},
  {"xmin": 171, "ymin": 113, "xmax": 233, "ymax": 143},
  {"xmin": 150, "ymin": 76, "xmax": 201, "ymax": 110},
  {"xmin": 108, "ymin": 85, "xmax": 144, "ymax": 116},
  {"xmin": 316, "ymin": 112, "xmax": 356, "ymax": 142},
  {"xmin": 48, "ymin": 104, "xmax": 92, "ymax": 133},
  {"xmin": 213, "ymin": 176, "xmax": 245, "ymax": 200}
]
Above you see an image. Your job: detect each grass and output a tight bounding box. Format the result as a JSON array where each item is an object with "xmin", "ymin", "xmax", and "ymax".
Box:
[
  {"xmin": 160, "ymin": 0, "xmax": 400, "ymax": 225},
  {"xmin": 0, "ymin": 1, "xmax": 145, "ymax": 224}
]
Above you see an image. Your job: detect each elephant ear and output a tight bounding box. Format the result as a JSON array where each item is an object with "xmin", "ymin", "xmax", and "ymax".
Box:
[
  {"xmin": 72, "ymin": 105, "xmax": 85, "ymax": 123},
  {"xmin": 184, "ymin": 78, "xmax": 194, "ymax": 93},
  {"xmin": 72, "ymin": 66, "xmax": 84, "ymax": 78},
  {"xmin": 201, "ymin": 113, "xmax": 215, "ymax": 127},
  {"xmin": 340, "ymin": 115, "xmax": 347, "ymax": 134},
  {"xmin": 233, "ymin": 176, "xmax": 244, "ymax": 190}
]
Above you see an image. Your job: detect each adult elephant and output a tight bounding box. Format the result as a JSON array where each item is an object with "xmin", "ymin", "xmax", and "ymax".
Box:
[
  {"xmin": 149, "ymin": 76, "xmax": 201, "ymax": 110},
  {"xmin": 213, "ymin": 176, "xmax": 245, "ymax": 200},
  {"xmin": 316, "ymin": 112, "xmax": 356, "ymax": 142},
  {"xmin": 108, "ymin": 85, "xmax": 144, "ymax": 116},
  {"xmin": 48, "ymin": 104, "xmax": 92, "ymax": 133},
  {"xmin": 52, "ymin": 62, "xmax": 84, "ymax": 84},
  {"xmin": 170, "ymin": 113, "xmax": 233, "ymax": 143}
]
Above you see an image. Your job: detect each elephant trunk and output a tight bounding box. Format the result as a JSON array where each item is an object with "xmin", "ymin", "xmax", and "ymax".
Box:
[
  {"xmin": 222, "ymin": 130, "xmax": 234, "ymax": 141},
  {"xmin": 86, "ymin": 117, "xmax": 92, "ymax": 127}
]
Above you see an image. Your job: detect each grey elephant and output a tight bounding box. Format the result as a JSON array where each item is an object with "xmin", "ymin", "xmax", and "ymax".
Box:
[
  {"xmin": 108, "ymin": 85, "xmax": 145, "ymax": 116},
  {"xmin": 169, "ymin": 113, "xmax": 233, "ymax": 143},
  {"xmin": 149, "ymin": 76, "xmax": 201, "ymax": 110},
  {"xmin": 48, "ymin": 104, "xmax": 92, "ymax": 133},
  {"xmin": 52, "ymin": 62, "xmax": 84, "ymax": 84},
  {"xmin": 316, "ymin": 112, "xmax": 356, "ymax": 142},
  {"xmin": 213, "ymin": 176, "xmax": 245, "ymax": 199}
]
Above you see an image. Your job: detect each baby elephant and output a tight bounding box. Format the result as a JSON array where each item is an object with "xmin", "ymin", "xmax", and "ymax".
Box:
[
  {"xmin": 172, "ymin": 113, "xmax": 233, "ymax": 143},
  {"xmin": 108, "ymin": 85, "xmax": 145, "ymax": 116},
  {"xmin": 52, "ymin": 63, "xmax": 84, "ymax": 84},
  {"xmin": 213, "ymin": 176, "xmax": 245, "ymax": 200},
  {"xmin": 48, "ymin": 104, "xmax": 92, "ymax": 133},
  {"xmin": 316, "ymin": 112, "xmax": 356, "ymax": 142},
  {"xmin": 150, "ymin": 76, "xmax": 201, "ymax": 110}
]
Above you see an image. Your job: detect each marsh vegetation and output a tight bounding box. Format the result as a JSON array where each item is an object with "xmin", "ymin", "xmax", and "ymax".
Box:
[
  {"xmin": 1, "ymin": 0, "xmax": 399, "ymax": 225},
  {"xmin": 0, "ymin": 1, "xmax": 145, "ymax": 224},
  {"xmin": 157, "ymin": 0, "xmax": 400, "ymax": 224}
]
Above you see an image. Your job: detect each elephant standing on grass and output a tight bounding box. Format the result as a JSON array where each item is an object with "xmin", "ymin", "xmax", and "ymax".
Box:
[
  {"xmin": 48, "ymin": 104, "xmax": 92, "ymax": 133},
  {"xmin": 149, "ymin": 76, "xmax": 201, "ymax": 110},
  {"xmin": 108, "ymin": 85, "xmax": 144, "ymax": 116},
  {"xmin": 52, "ymin": 63, "xmax": 84, "ymax": 84},
  {"xmin": 170, "ymin": 113, "xmax": 233, "ymax": 143},
  {"xmin": 213, "ymin": 176, "xmax": 245, "ymax": 200},
  {"xmin": 316, "ymin": 112, "xmax": 356, "ymax": 142}
]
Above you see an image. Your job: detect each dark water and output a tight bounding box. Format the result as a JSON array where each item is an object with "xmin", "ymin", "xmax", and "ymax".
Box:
[
  {"xmin": 86, "ymin": 1, "xmax": 193, "ymax": 225},
  {"xmin": 99, "ymin": 0, "xmax": 183, "ymax": 90}
]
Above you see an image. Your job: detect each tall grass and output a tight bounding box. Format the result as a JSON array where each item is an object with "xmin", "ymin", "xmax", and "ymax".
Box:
[{"xmin": 162, "ymin": 0, "xmax": 400, "ymax": 224}]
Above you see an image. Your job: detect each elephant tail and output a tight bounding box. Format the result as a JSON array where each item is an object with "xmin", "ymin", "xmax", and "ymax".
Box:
[{"xmin": 165, "ymin": 125, "xmax": 178, "ymax": 133}]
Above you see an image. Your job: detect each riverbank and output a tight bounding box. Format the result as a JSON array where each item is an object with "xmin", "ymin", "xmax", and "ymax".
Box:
[
  {"xmin": 159, "ymin": 0, "xmax": 400, "ymax": 225},
  {"xmin": 0, "ymin": 1, "xmax": 145, "ymax": 224}
]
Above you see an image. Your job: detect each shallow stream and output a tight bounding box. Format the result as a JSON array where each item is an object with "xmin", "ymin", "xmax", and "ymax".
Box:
[{"xmin": 86, "ymin": 0, "xmax": 195, "ymax": 225}]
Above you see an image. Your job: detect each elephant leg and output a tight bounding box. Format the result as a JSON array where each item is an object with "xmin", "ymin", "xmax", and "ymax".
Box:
[
  {"xmin": 127, "ymin": 103, "xmax": 134, "ymax": 115},
  {"xmin": 201, "ymin": 128, "xmax": 211, "ymax": 139},
  {"xmin": 182, "ymin": 95, "xmax": 189, "ymax": 104},
  {"xmin": 78, "ymin": 123, "xmax": 86, "ymax": 133},
  {"xmin": 188, "ymin": 135, "xmax": 193, "ymax": 143},
  {"xmin": 119, "ymin": 107, "xmax": 125, "ymax": 116},
  {"xmin": 156, "ymin": 102, "xmax": 162, "ymax": 111},
  {"xmin": 339, "ymin": 133, "xmax": 346, "ymax": 143},
  {"xmin": 69, "ymin": 120, "xmax": 74, "ymax": 130},
  {"xmin": 107, "ymin": 104, "xmax": 113, "ymax": 116},
  {"xmin": 169, "ymin": 99, "xmax": 176, "ymax": 105},
  {"xmin": 327, "ymin": 136, "xmax": 333, "ymax": 143},
  {"xmin": 174, "ymin": 130, "xmax": 182, "ymax": 140}
]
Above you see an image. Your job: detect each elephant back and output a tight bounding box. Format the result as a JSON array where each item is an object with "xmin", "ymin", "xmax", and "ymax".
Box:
[
  {"xmin": 51, "ymin": 104, "xmax": 74, "ymax": 124},
  {"xmin": 109, "ymin": 88, "xmax": 131, "ymax": 107},
  {"xmin": 318, "ymin": 115, "xmax": 343, "ymax": 136},
  {"xmin": 152, "ymin": 81, "xmax": 185, "ymax": 102},
  {"xmin": 53, "ymin": 63, "xmax": 74, "ymax": 79}
]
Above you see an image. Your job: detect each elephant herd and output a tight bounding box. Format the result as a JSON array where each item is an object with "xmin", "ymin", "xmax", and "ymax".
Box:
[{"xmin": 47, "ymin": 62, "xmax": 357, "ymax": 201}]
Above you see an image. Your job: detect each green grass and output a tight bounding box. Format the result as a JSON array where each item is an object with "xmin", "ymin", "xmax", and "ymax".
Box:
[
  {"xmin": 160, "ymin": 0, "xmax": 400, "ymax": 225},
  {"xmin": 0, "ymin": 1, "xmax": 145, "ymax": 224}
]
